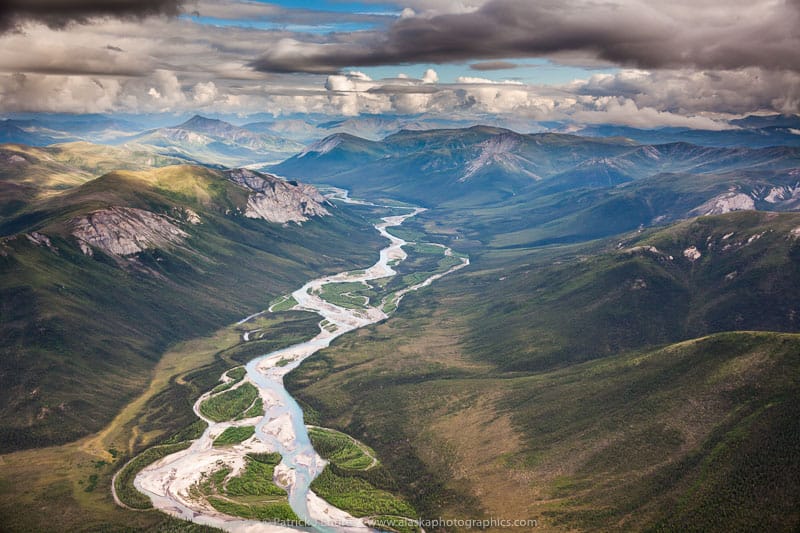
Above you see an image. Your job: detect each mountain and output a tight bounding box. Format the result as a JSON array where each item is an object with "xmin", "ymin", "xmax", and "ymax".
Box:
[
  {"xmin": 0, "ymin": 120, "xmax": 75, "ymax": 146},
  {"xmin": 272, "ymin": 127, "xmax": 642, "ymax": 205},
  {"xmin": 287, "ymin": 210, "xmax": 800, "ymax": 531},
  {"xmin": 0, "ymin": 141, "xmax": 193, "ymax": 224},
  {"xmin": 271, "ymin": 127, "xmax": 800, "ymax": 251},
  {"xmin": 729, "ymin": 113, "xmax": 800, "ymax": 129},
  {"xmin": 573, "ymin": 122, "xmax": 800, "ymax": 148},
  {"xmin": 120, "ymin": 115, "xmax": 304, "ymax": 167},
  {"xmin": 0, "ymin": 158, "xmax": 385, "ymax": 452},
  {"xmin": 274, "ymin": 128, "xmax": 800, "ymax": 205},
  {"xmin": 0, "ymin": 115, "xmax": 151, "ymax": 145},
  {"xmin": 240, "ymin": 114, "xmax": 483, "ymax": 143},
  {"xmin": 241, "ymin": 118, "xmax": 323, "ymax": 142}
]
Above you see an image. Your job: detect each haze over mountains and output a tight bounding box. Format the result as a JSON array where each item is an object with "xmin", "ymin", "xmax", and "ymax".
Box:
[{"xmin": 3, "ymin": 111, "xmax": 799, "ymax": 147}]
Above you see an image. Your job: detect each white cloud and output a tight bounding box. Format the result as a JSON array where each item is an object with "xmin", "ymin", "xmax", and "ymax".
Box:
[
  {"xmin": 455, "ymin": 76, "xmax": 523, "ymax": 85},
  {"xmin": 422, "ymin": 68, "xmax": 439, "ymax": 84},
  {"xmin": 573, "ymin": 98, "xmax": 732, "ymax": 130},
  {"xmin": 192, "ymin": 81, "xmax": 218, "ymax": 105},
  {"xmin": 571, "ymin": 68, "xmax": 800, "ymax": 116},
  {"xmin": 0, "ymin": 73, "xmax": 121, "ymax": 113}
]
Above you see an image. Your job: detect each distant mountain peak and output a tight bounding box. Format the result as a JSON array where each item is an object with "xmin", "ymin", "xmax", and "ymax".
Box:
[
  {"xmin": 178, "ymin": 115, "xmax": 229, "ymax": 130},
  {"xmin": 299, "ymin": 135, "xmax": 343, "ymax": 157}
]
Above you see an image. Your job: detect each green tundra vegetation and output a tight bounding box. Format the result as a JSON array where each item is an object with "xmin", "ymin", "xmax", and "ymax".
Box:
[
  {"xmin": 236, "ymin": 397, "xmax": 264, "ymax": 420},
  {"xmin": 212, "ymin": 425, "xmax": 255, "ymax": 446},
  {"xmin": 288, "ymin": 211, "xmax": 800, "ymax": 531},
  {"xmin": 308, "ymin": 426, "xmax": 378, "ymax": 470},
  {"xmin": 210, "ymin": 366, "xmax": 246, "ymax": 394},
  {"xmin": 114, "ymin": 441, "xmax": 193, "ymax": 509},
  {"xmin": 269, "ymin": 294, "xmax": 299, "ymax": 312},
  {"xmin": 310, "ymin": 466, "xmax": 417, "ymax": 520},
  {"xmin": 318, "ymin": 281, "xmax": 373, "ymax": 309},
  {"xmin": 306, "ymin": 425, "xmax": 418, "ymax": 526},
  {"xmin": 190, "ymin": 452, "xmax": 301, "ymax": 523},
  {"xmin": 200, "ymin": 382, "xmax": 259, "ymax": 422}
]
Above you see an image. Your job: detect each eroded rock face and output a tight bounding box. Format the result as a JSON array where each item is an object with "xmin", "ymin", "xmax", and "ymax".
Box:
[
  {"xmin": 71, "ymin": 206, "xmax": 188, "ymax": 256},
  {"xmin": 227, "ymin": 168, "xmax": 329, "ymax": 224},
  {"xmin": 691, "ymin": 192, "xmax": 755, "ymax": 216},
  {"xmin": 683, "ymin": 245, "xmax": 702, "ymax": 261},
  {"xmin": 25, "ymin": 231, "xmax": 55, "ymax": 252}
]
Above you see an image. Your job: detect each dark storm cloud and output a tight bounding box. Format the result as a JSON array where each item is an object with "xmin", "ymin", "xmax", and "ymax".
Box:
[
  {"xmin": 250, "ymin": 0, "xmax": 800, "ymax": 74},
  {"xmin": 0, "ymin": 0, "xmax": 186, "ymax": 32},
  {"xmin": 470, "ymin": 61, "xmax": 519, "ymax": 71}
]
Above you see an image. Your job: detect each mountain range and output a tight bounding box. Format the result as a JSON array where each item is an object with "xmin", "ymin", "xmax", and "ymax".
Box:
[
  {"xmin": 3, "ymin": 112, "xmax": 799, "ymax": 151},
  {"xmin": 1, "ymin": 115, "xmax": 800, "ymax": 532},
  {"xmin": 116, "ymin": 115, "xmax": 305, "ymax": 167}
]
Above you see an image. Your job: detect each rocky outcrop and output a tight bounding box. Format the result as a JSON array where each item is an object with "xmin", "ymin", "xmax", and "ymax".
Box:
[
  {"xmin": 1, "ymin": 152, "xmax": 28, "ymax": 165},
  {"xmin": 25, "ymin": 231, "xmax": 55, "ymax": 251},
  {"xmin": 461, "ymin": 133, "xmax": 522, "ymax": 181},
  {"xmin": 683, "ymin": 246, "xmax": 702, "ymax": 261},
  {"xmin": 761, "ymin": 182, "xmax": 800, "ymax": 209},
  {"xmin": 71, "ymin": 206, "xmax": 188, "ymax": 256},
  {"xmin": 691, "ymin": 191, "xmax": 755, "ymax": 216},
  {"xmin": 227, "ymin": 168, "xmax": 329, "ymax": 224}
]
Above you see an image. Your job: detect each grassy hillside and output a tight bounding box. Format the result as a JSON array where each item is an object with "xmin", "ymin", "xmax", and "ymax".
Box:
[
  {"xmin": 0, "ymin": 142, "xmax": 188, "ymax": 193},
  {"xmin": 287, "ymin": 211, "xmax": 800, "ymax": 531},
  {"xmin": 456, "ymin": 211, "xmax": 800, "ymax": 371},
  {"xmin": 0, "ymin": 164, "xmax": 385, "ymax": 452},
  {"xmin": 0, "ymin": 141, "xmax": 190, "ymax": 220}
]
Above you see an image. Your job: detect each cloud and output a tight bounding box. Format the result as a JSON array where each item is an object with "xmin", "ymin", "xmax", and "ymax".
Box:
[
  {"xmin": 0, "ymin": 23, "xmax": 153, "ymax": 76},
  {"xmin": 455, "ymin": 76, "xmax": 522, "ymax": 85},
  {"xmin": 572, "ymin": 98, "xmax": 733, "ymax": 130},
  {"xmin": 0, "ymin": 62, "xmax": 769, "ymax": 129},
  {"xmin": 470, "ymin": 61, "xmax": 518, "ymax": 71},
  {"xmin": 422, "ymin": 68, "xmax": 439, "ymax": 84},
  {"xmin": 0, "ymin": 1, "xmax": 796, "ymax": 122},
  {"xmin": 571, "ymin": 68, "xmax": 800, "ymax": 115},
  {"xmin": 250, "ymin": 0, "xmax": 800, "ymax": 74},
  {"xmin": 0, "ymin": 0, "xmax": 186, "ymax": 33},
  {"xmin": 192, "ymin": 80, "xmax": 218, "ymax": 105},
  {"xmin": 0, "ymin": 72, "xmax": 122, "ymax": 113},
  {"xmin": 361, "ymin": 0, "xmax": 488, "ymax": 16},
  {"xmin": 191, "ymin": 0, "xmax": 393, "ymax": 26}
]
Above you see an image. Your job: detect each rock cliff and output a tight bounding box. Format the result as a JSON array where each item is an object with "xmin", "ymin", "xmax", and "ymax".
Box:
[
  {"xmin": 71, "ymin": 206, "xmax": 188, "ymax": 256},
  {"xmin": 226, "ymin": 168, "xmax": 329, "ymax": 224}
]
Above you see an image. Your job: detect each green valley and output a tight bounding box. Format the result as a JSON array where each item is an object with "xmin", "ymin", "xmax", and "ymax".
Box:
[{"xmin": 286, "ymin": 210, "xmax": 800, "ymax": 531}]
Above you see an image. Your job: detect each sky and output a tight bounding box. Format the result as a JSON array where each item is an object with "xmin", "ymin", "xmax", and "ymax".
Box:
[{"xmin": 0, "ymin": 0, "xmax": 799, "ymax": 129}]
